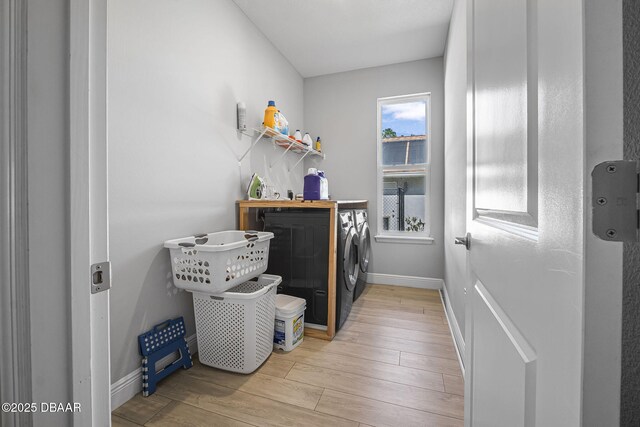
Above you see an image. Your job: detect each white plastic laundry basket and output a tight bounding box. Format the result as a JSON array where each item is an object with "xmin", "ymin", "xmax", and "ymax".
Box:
[
  {"xmin": 164, "ymin": 230, "xmax": 274, "ymax": 294},
  {"xmin": 192, "ymin": 274, "xmax": 280, "ymax": 374}
]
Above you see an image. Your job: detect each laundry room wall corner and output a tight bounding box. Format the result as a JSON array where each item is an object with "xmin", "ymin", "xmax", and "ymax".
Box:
[{"xmin": 442, "ymin": 0, "xmax": 468, "ymax": 355}]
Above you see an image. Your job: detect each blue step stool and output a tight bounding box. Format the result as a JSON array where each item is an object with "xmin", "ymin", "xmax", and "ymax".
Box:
[{"xmin": 138, "ymin": 317, "xmax": 193, "ymax": 396}]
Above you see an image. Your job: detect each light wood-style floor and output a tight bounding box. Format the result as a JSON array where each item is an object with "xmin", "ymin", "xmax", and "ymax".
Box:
[{"xmin": 112, "ymin": 284, "xmax": 464, "ymax": 427}]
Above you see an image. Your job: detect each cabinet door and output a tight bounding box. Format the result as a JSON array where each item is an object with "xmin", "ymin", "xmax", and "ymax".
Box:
[{"xmin": 265, "ymin": 212, "xmax": 330, "ymax": 325}]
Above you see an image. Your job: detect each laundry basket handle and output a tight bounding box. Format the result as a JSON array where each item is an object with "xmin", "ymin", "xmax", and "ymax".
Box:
[
  {"xmin": 254, "ymin": 278, "xmax": 280, "ymax": 296},
  {"xmin": 208, "ymin": 277, "xmax": 280, "ymax": 300},
  {"xmin": 194, "ymin": 233, "xmax": 209, "ymax": 244},
  {"xmin": 244, "ymin": 230, "xmax": 259, "ymax": 242}
]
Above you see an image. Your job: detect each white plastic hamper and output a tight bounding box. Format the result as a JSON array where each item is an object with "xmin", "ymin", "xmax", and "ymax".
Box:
[
  {"xmin": 164, "ymin": 230, "xmax": 274, "ymax": 294},
  {"xmin": 193, "ymin": 274, "xmax": 280, "ymax": 374}
]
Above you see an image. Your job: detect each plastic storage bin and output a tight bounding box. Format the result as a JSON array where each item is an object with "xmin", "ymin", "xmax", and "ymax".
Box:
[
  {"xmin": 193, "ymin": 274, "xmax": 280, "ymax": 374},
  {"xmin": 274, "ymin": 294, "xmax": 306, "ymax": 352},
  {"xmin": 164, "ymin": 230, "xmax": 274, "ymax": 294}
]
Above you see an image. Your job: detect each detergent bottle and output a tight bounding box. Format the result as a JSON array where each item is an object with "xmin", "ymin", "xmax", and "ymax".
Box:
[
  {"xmin": 303, "ymin": 168, "xmax": 321, "ymax": 200},
  {"xmin": 263, "ymin": 101, "xmax": 278, "ymax": 129},
  {"xmin": 277, "ymin": 110, "xmax": 289, "ymax": 135},
  {"xmin": 302, "ymin": 133, "xmax": 313, "ymax": 146},
  {"xmin": 318, "ymin": 171, "xmax": 329, "ymax": 200}
]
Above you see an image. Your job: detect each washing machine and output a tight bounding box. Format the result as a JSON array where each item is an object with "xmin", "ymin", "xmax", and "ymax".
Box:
[
  {"xmin": 336, "ymin": 210, "xmax": 358, "ymax": 330},
  {"xmin": 353, "ymin": 209, "xmax": 371, "ymax": 302}
]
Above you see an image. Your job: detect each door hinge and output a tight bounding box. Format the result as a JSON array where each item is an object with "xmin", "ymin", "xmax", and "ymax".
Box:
[
  {"xmin": 592, "ymin": 160, "xmax": 640, "ymax": 242},
  {"xmin": 91, "ymin": 261, "xmax": 112, "ymax": 294}
]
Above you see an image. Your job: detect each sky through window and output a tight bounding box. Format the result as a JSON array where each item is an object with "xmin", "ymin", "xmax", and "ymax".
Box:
[{"xmin": 381, "ymin": 101, "xmax": 427, "ymax": 137}]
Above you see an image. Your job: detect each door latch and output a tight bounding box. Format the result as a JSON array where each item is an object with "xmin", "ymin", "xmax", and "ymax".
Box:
[
  {"xmin": 454, "ymin": 232, "xmax": 471, "ymax": 250},
  {"xmin": 592, "ymin": 160, "xmax": 639, "ymax": 242},
  {"xmin": 91, "ymin": 261, "xmax": 112, "ymax": 294}
]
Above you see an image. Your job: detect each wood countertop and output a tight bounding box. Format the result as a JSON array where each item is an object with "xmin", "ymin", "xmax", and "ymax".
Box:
[{"xmin": 237, "ymin": 199, "xmax": 367, "ymax": 209}]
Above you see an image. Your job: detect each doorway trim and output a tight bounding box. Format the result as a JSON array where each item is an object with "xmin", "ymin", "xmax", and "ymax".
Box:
[
  {"xmin": 0, "ymin": 1, "xmax": 32, "ymax": 426},
  {"xmin": 621, "ymin": 0, "xmax": 640, "ymax": 422},
  {"xmin": 69, "ymin": 0, "xmax": 111, "ymax": 424}
]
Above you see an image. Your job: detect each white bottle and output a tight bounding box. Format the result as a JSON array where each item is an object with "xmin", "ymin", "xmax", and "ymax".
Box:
[
  {"xmin": 318, "ymin": 171, "xmax": 329, "ymax": 200},
  {"xmin": 302, "ymin": 133, "xmax": 312, "ymax": 147}
]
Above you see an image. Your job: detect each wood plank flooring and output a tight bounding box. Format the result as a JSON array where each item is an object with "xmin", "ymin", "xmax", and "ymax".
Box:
[{"xmin": 112, "ymin": 284, "xmax": 464, "ymax": 426}]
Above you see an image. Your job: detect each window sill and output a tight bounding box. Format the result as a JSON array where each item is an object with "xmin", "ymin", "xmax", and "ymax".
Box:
[{"xmin": 374, "ymin": 235, "xmax": 435, "ymax": 245}]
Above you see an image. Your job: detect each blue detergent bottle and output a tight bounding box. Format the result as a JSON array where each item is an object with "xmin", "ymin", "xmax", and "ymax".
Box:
[{"xmin": 303, "ymin": 168, "xmax": 321, "ymax": 200}]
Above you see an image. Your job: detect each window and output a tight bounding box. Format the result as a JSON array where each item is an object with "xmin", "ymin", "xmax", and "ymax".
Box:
[{"xmin": 376, "ymin": 93, "xmax": 431, "ymax": 243}]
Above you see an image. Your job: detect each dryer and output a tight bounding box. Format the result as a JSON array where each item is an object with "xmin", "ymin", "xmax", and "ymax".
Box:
[
  {"xmin": 353, "ymin": 209, "xmax": 371, "ymax": 302},
  {"xmin": 336, "ymin": 210, "xmax": 358, "ymax": 329}
]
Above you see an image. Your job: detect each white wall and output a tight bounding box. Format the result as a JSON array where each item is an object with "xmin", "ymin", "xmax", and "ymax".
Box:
[
  {"xmin": 304, "ymin": 59, "xmax": 445, "ymax": 279},
  {"xmin": 107, "ymin": 0, "xmax": 305, "ymax": 384},
  {"xmin": 27, "ymin": 0, "xmax": 73, "ymax": 425},
  {"xmin": 443, "ymin": 0, "xmax": 468, "ymax": 355}
]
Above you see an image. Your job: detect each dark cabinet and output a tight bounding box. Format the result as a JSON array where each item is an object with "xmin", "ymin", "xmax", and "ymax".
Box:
[{"xmin": 264, "ymin": 210, "xmax": 330, "ymax": 326}]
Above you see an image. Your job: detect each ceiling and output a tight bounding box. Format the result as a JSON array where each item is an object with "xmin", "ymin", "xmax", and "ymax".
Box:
[{"xmin": 232, "ymin": 0, "xmax": 454, "ymax": 78}]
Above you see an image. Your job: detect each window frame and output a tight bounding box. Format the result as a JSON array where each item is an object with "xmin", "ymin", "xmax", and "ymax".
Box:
[{"xmin": 375, "ymin": 93, "xmax": 433, "ymax": 244}]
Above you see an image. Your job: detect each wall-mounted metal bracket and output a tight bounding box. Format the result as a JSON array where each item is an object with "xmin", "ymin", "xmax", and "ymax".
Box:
[
  {"xmin": 592, "ymin": 160, "xmax": 640, "ymax": 242},
  {"xmin": 91, "ymin": 261, "xmax": 112, "ymax": 294}
]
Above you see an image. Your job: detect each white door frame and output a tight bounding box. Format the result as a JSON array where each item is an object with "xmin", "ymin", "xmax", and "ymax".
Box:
[
  {"xmin": 1, "ymin": 1, "xmax": 111, "ymax": 424},
  {"xmin": 69, "ymin": 0, "xmax": 111, "ymax": 425},
  {"xmin": 0, "ymin": 1, "xmax": 32, "ymax": 426}
]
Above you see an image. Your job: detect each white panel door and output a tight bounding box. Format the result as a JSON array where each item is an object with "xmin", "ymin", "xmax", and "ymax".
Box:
[{"xmin": 465, "ymin": 0, "xmax": 585, "ymax": 426}]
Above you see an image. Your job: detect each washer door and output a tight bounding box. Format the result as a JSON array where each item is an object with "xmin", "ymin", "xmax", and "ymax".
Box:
[
  {"xmin": 358, "ymin": 222, "xmax": 370, "ymax": 272},
  {"xmin": 343, "ymin": 227, "xmax": 359, "ymax": 291}
]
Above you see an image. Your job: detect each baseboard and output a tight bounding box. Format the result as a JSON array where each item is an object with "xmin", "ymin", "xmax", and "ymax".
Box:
[
  {"xmin": 111, "ymin": 333, "xmax": 198, "ymax": 410},
  {"xmin": 366, "ymin": 273, "xmax": 443, "ymax": 290},
  {"xmin": 110, "ymin": 365, "xmax": 143, "ymax": 411},
  {"xmin": 440, "ymin": 284, "xmax": 465, "ymax": 375}
]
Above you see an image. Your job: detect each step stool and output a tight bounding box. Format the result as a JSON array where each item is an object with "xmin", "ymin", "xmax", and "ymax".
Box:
[{"xmin": 138, "ymin": 316, "xmax": 193, "ymax": 396}]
